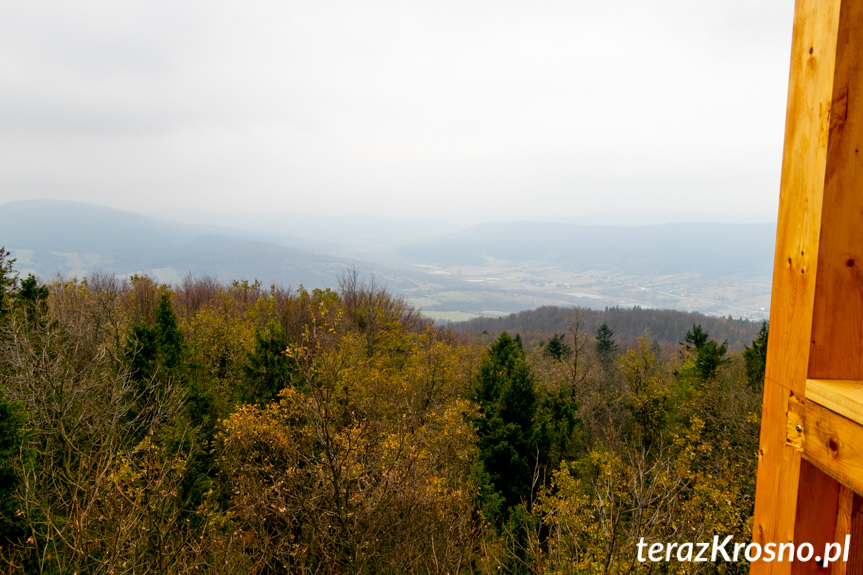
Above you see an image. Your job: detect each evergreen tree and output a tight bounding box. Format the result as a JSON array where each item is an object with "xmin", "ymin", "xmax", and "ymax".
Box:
[
  {"xmin": 0, "ymin": 247, "xmax": 18, "ymax": 323},
  {"xmin": 0, "ymin": 253, "xmax": 25, "ymax": 545},
  {"xmin": 595, "ymin": 322, "xmax": 617, "ymax": 369},
  {"xmin": 543, "ymin": 333, "xmax": 570, "ymax": 361},
  {"xmin": 532, "ymin": 385, "xmax": 581, "ymax": 475},
  {"xmin": 743, "ymin": 322, "xmax": 769, "ymax": 390},
  {"xmin": 126, "ymin": 322, "xmax": 160, "ymax": 381},
  {"xmin": 694, "ymin": 339, "xmax": 729, "ymax": 380},
  {"xmin": 242, "ymin": 322, "xmax": 296, "ymax": 403},
  {"xmin": 0, "ymin": 396, "xmax": 26, "ymax": 545},
  {"xmin": 682, "ymin": 323, "xmax": 709, "ymax": 351},
  {"xmin": 15, "ymin": 275, "xmax": 48, "ymax": 307},
  {"xmin": 472, "ymin": 332, "xmax": 539, "ymax": 523},
  {"xmin": 123, "ymin": 291, "xmax": 195, "ymax": 435},
  {"xmin": 154, "ymin": 293, "xmax": 184, "ymax": 372},
  {"xmin": 125, "ymin": 293, "xmax": 186, "ymax": 380},
  {"xmin": 680, "ymin": 324, "xmax": 729, "ymax": 381}
]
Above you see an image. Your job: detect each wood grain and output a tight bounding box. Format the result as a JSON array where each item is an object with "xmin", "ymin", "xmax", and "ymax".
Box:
[
  {"xmin": 848, "ymin": 494, "xmax": 863, "ymax": 575},
  {"xmin": 751, "ymin": 1, "xmax": 844, "ymax": 572},
  {"xmin": 787, "ymin": 395, "xmax": 863, "ymax": 498},
  {"xmin": 806, "ymin": 380, "xmax": 863, "ymax": 425},
  {"xmin": 808, "ymin": 0, "xmax": 863, "ymax": 380},
  {"xmin": 790, "ymin": 460, "xmax": 839, "ymax": 575},
  {"xmin": 832, "ymin": 485, "xmax": 852, "ymax": 575}
]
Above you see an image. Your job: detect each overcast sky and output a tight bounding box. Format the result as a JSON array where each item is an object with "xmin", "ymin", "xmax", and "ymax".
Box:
[{"xmin": 1, "ymin": 0, "xmax": 794, "ymax": 226}]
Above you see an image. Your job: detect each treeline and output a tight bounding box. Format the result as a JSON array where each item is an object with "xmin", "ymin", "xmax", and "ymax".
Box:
[
  {"xmin": 451, "ymin": 305, "xmax": 765, "ymax": 351},
  {"xmin": 0, "ymin": 250, "xmax": 765, "ymax": 574}
]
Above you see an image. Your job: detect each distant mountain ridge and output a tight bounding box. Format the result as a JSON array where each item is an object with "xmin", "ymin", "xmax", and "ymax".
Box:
[
  {"xmin": 0, "ymin": 199, "xmax": 195, "ymax": 255},
  {"xmin": 0, "ymin": 199, "xmax": 416, "ymax": 289},
  {"xmin": 0, "ymin": 199, "xmax": 776, "ymax": 319}
]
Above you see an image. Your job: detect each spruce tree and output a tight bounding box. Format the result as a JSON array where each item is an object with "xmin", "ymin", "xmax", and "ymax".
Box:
[
  {"xmin": 154, "ymin": 293, "xmax": 184, "ymax": 372},
  {"xmin": 472, "ymin": 332, "xmax": 538, "ymax": 523},
  {"xmin": 695, "ymin": 339, "xmax": 729, "ymax": 380},
  {"xmin": 242, "ymin": 322, "xmax": 296, "ymax": 402},
  {"xmin": 595, "ymin": 322, "xmax": 617, "ymax": 369},
  {"xmin": 743, "ymin": 322, "xmax": 769, "ymax": 390},
  {"xmin": 680, "ymin": 324, "xmax": 729, "ymax": 381},
  {"xmin": 543, "ymin": 333, "xmax": 570, "ymax": 361},
  {"xmin": 682, "ymin": 323, "xmax": 709, "ymax": 351}
]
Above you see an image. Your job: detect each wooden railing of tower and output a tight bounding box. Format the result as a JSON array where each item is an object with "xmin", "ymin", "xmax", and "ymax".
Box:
[{"xmin": 750, "ymin": 0, "xmax": 863, "ymax": 573}]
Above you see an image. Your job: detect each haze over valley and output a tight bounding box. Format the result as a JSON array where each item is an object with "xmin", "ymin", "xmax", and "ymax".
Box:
[{"xmin": 1, "ymin": 199, "xmax": 774, "ymax": 321}]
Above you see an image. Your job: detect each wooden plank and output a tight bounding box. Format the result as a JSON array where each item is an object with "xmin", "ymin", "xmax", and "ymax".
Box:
[
  {"xmin": 806, "ymin": 379, "xmax": 863, "ymax": 425},
  {"xmin": 790, "ymin": 460, "xmax": 839, "ymax": 575},
  {"xmin": 751, "ymin": 0, "xmax": 844, "ymax": 572},
  {"xmin": 848, "ymin": 494, "xmax": 863, "ymax": 575},
  {"xmin": 787, "ymin": 394, "xmax": 863, "ymax": 497},
  {"xmin": 754, "ymin": 386, "xmax": 805, "ymax": 575},
  {"xmin": 832, "ymin": 485, "xmax": 852, "ymax": 575},
  {"xmin": 808, "ymin": 0, "xmax": 863, "ymax": 380},
  {"xmin": 807, "ymin": 2, "xmax": 863, "ymax": 571}
]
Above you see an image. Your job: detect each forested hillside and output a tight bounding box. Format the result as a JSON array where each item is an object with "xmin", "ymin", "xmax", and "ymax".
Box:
[
  {"xmin": 0, "ymin": 248, "xmax": 765, "ymax": 574},
  {"xmin": 453, "ymin": 305, "xmax": 764, "ymax": 351}
]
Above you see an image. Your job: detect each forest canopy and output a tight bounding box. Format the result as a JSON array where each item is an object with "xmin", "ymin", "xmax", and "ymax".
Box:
[{"xmin": 0, "ymin": 249, "xmax": 765, "ymax": 574}]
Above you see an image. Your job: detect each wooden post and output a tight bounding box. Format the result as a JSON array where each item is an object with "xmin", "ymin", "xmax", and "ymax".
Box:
[{"xmin": 751, "ymin": 0, "xmax": 863, "ymax": 573}]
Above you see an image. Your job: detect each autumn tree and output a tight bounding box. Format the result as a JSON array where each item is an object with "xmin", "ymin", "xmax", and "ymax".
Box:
[
  {"xmin": 620, "ymin": 335, "xmax": 669, "ymax": 449},
  {"xmin": 0, "ymin": 274, "xmax": 211, "ymax": 573},
  {"xmin": 0, "ymin": 263, "xmax": 765, "ymax": 574},
  {"xmin": 219, "ymin": 286, "xmax": 481, "ymax": 573}
]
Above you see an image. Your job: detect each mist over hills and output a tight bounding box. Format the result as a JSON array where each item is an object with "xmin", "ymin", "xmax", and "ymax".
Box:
[
  {"xmin": 0, "ymin": 199, "xmax": 196, "ymax": 255},
  {"xmin": 0, "ymin": 199, "xmax": 775, "ymax": 320},
  {"xmin": 0, "ymin": 199, "xmax": 415, "ymax": 290}
]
